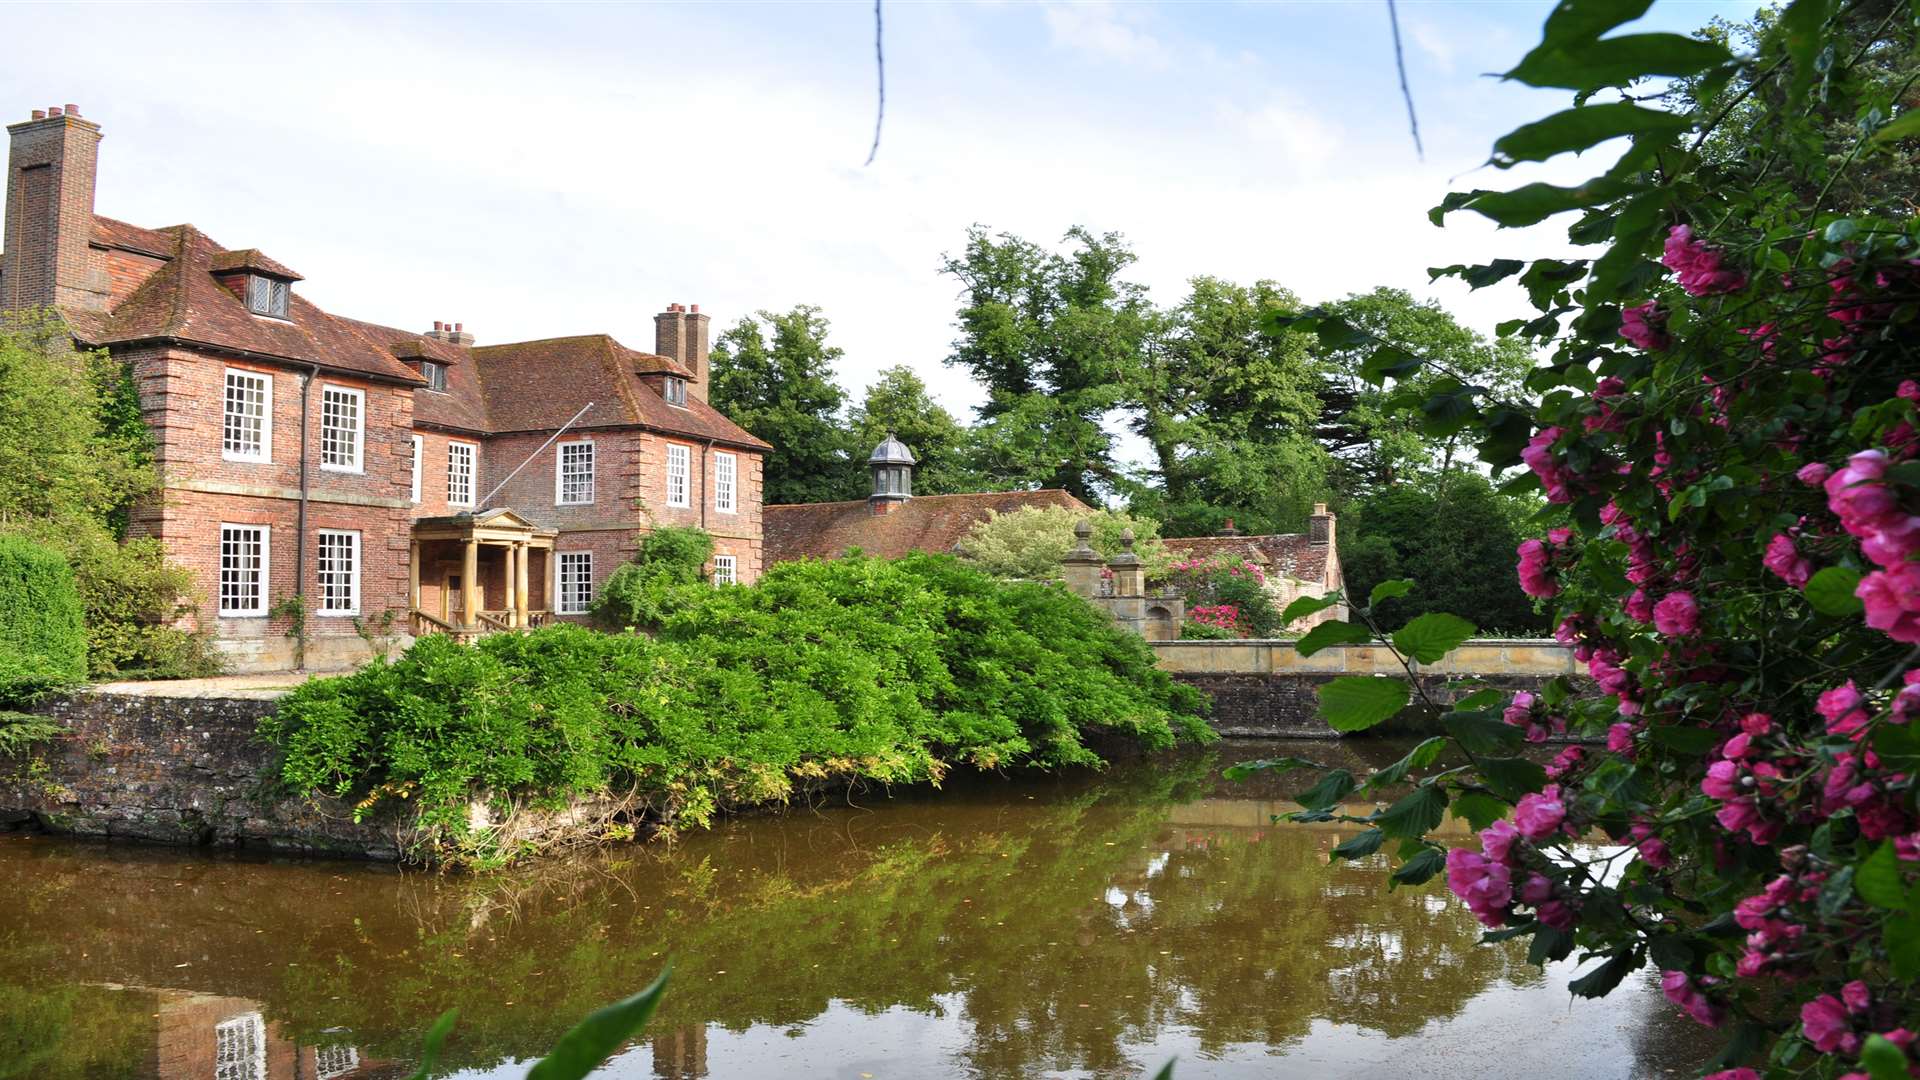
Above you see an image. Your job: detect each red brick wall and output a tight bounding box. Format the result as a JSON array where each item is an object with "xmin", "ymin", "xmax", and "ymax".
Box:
[
  {"xmin": 635, "ymin": 434, "xmax": 765, "ymax": 582},
  {"xmin": 411, "ymin": 428, "xmax": 484, "ymax": 518},
  {"xmin": 1, "ymin": 112, "xmax": 106, "ymax": 314}
]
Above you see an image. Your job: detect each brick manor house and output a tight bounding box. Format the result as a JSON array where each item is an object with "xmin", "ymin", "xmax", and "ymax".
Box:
[{"xmin": 0, "ymin": 105, "xmax": 769, "ymax": 671}]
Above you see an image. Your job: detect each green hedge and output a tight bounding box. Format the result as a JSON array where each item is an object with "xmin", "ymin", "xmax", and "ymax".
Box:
[
  {"xmin": 0, "ymin": 535, "xmax": 87, "ymax": 706},
  {"xmin": 263, "ymin": 553, "xmax": 1211, "ymax": 864}
]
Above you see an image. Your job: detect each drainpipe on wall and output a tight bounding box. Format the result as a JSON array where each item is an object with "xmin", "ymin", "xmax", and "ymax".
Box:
[{"xmin": 293, "ymin": 363, "xmax": 319, "ymax": 671}]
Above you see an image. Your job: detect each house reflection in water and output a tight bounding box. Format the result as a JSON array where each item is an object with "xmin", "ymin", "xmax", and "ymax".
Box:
[
  {"xmin": 119, "ymin": 985, "xmax": 392, "ymax": 1080},
  {"xmin": 650, "ymin": 1024, "xmax": 709, "ymax": 1079}
]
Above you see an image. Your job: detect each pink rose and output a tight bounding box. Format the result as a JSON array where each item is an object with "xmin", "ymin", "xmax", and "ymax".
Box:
[
  {"xmin": 1702, "ymin": 760, "xmax": 1742, "ymax": 800},
  {"xmin": 1480, "ymin": 819, "xmax": 1521, "ymax": 864},
  {"xmin": 1842, "ymin": 980, "xmax": 1871, "ymax": 1014},
  {"xmin": 1802, "ymin": 994, "xmax": 1852, "ymax": 1053},
  {"xmin": 1763, "ymin": 533, "xmax": 1812, "ymax": 588},
  {"xmin": 1799, "ymin": 462, "xmax": 1833, "ymax": 487},
  {"xmin": 1514, "ymin": 785, "xmax": 1567, "ymax": 841},
  {"xmin": 1653, "ymin": 591, "xmax": 1700, "ymax": 636}
]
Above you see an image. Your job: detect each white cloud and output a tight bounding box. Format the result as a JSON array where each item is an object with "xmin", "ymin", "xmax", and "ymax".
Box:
[{"xmin": 1042, "ymin": 2, "xmax": 1166, "ymax": 67}]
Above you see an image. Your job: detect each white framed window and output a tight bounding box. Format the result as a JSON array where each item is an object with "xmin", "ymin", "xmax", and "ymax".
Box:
[
  {"xmin": 558, "ymin": 551, "xmax": 593, "ymax": 614},
  {"xmin": 665, "ymin": 443, "xmax": 690, "ymax": 508},
  {"xmin": 315, "ymin": 1046, "xmax": 360, "ymax": 1080},
  {"xmin": 214, "ymin": 1012, "xmax": 266, "ymax": 1080},
  {"xmin": 410, "ymin": 434, "xmax": 423, "ymax": 504},
  {"xmin": 245, "ymin": 275, "xmax": 289, "ymax": 319},
  {"xmin": 421, "ymin": 361, "xmax": 447, "ymax": 392},
  {"xmin": 663, "ymin": 376, "xmax": 688, "ymax": 407},
  {"xmin": 218, "ymin": 524, "xmax": 269, "ymax": 617},
  {"xmin": 222, "ymin": 368, "xmax": 272, "ymax": 462},
  {"xmin": 317, "ymin": 530, "xmax": 360, "ymax": 616},
  {"xmin": 557, "ymin": 440, "xmax": 595, "ymax": 505},
  {"xmin": 319, "ymin": 385, "xmax": 364, "ymax": 473},
  {"xmin": 712, "ymin": 554, "xmax": 737, "ymax": 585},
  {"xmin": 714, "ymin": 451, "xmax": 737, "ymax": 514},
  {"xmin": 448, "ymin": 441, "xmax": 477, "ymax": 507}
]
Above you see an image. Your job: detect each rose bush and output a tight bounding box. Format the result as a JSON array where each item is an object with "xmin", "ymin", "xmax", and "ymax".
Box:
[{"xmin": 1245, "ymin": 2, "xmax": 1920, "ymax": 1076}]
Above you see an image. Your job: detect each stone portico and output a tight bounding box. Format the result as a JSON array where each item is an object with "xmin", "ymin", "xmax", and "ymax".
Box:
[{"xmin": 408, "ymin": 509, "xmax": 557, "ymax": 638}]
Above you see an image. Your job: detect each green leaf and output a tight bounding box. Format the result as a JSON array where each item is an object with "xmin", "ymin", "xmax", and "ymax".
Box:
[
  {"xmin": 1529, "ymin": 925, "xmax": 1575, "ymax": 967},
  {"xmin": 1390, "ymin": 847, "xmax": 1447, "ymax": 887},
  {"xmin": 1778, "ymin": 0, "xmax": 1836, "ymax": 107},
  {"xmin": 401, "ymin": 1009, "xmax": 460, "ymax": 1080},
  {"xmin": 1818, "ymin": 865, "xmax": 1856, "ymax": 919},
  {"xmin": 1318, "ymin": 677, "xmax": 1412, "ymax": 733},
  {"xmin": 1296, "ymin": 768, "xmax": 1357, "ymax": 812},
  {"xmin": 1369, "ymin": 579, "xmax": 1416, "ymax": 608},
  {"xmin": 1648, "ymin": 725, "xmax": 1722, "ymax": 754},
  {"xmin": 1331, "ymin": 828, "xmax": 1386, "ymax": 862},
  {"xmin": 1873, "ymin": 109, "xmax": 1920, "ymax": 144},
  {"xmin": 1567, "ymin": 948, "xmax": 1641, "ymax": 999},
  {"xmin": 1507, "ymin": 33, "xmax": 1732, "ymax": 91},
  {"xmin": 1537, "ymin": 0, "xmax": 1655, "ymax": 48},
  {"xmin": 1151, "ymin": 1060, "xmax": 1178, "ymax": 1080},
  {"xmin": 1453, "ymin": 688, "xmax": 1507, "ymax": 710},
  {"xmin": 1491, "ymin": 103, "xmax": 1692, "ymax": 167},
  {"xmin": 1861, "ymin": 1034, "xmax": 1909, "ymax": 1080},
  {"xmin": 1805, "ymin": 566, "xmax": 1864, "ymax": 615},
  {"xmin": 1360, "ymin": 344, "xmax": 1424, "ymax": 385},
  {"xmin": 1887, "ymin": 911, "xmax": 1920, "ymax": 980},
  {"xmin": 1478, "ymin": 757, "xmax": 1548, "ymax": 802},
  {"xmin": 1446, "ymin": 711, "xmax": 1526, "ymax": 756},
  {"xmin": 1295, "ymin": 619, "xmax": 1375, "ymax": 656},
  {"xmin": 1825, "ymin": 218, "xmax": 1860, "ymax": 243},
  {"xmin": 1221, "ymin": 756, "xmax": 1322, "ymax": 782},
  {"xmin": 1858, "ymin": 842, "xmax": 1910, "ymax": 910},
  {"xmin": 1648, "ymin": 933, "xmax": 1693, "ymax": 973},
  {"xmin": 1377, "ymin": 785, "xmax": 1449, "ymax": 840},
  {"xmin": 1281, "ymin": 594, "xmax": 1341, "ymax": 623},
  {"xmin": 1392, "ymin": 612, "xmax": 1477, "ymax": 664},
  {"xmin": 1364, "ymin": 736, "xmax": 1448, "ymax": 792},
  {"xmin": 1429, "ymin": 259, "xmax": 1527, "ymax": 289},
  {"xmin": 1450, "ymin": 791, "xmax": 1509, "ymax": 831},
  {"xmin": 526, "ymin": 968, "xmax": 671, "ymax": 1080}
]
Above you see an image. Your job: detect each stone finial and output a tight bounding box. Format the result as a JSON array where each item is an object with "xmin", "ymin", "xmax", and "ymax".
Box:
[
  {"xmin": 1108, "ymin": 528, "xmax": 1141, "ymax": 566},
  {"xmin": 1061, "ymin": 519, "xmax": 1103, "ymax": 598}
]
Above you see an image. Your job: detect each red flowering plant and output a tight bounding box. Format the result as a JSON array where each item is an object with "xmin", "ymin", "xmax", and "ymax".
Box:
[
  {"xmin": 1164, "ymin": 553, "xmax": 1281, "ymax": 637},
  {"xmin": 1240, "ymin": 3, "xmax": 1920, "ymax": 1077}
]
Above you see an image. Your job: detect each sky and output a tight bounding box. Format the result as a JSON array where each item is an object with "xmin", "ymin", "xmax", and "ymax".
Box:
[{"xmin": 4, "ymin": 0, "xmax": 1755, "ymax": 431}]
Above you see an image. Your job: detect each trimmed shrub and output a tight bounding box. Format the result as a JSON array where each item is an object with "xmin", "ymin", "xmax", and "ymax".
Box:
[
  {"xmin": 955, "ymin": 506, "xmax": 1171, "ymax": 582},
  {"xmin": 0, "ymin": 535, "xmax": 87, "ymax": 705},
  {"xmin": 264, "ymin": 553, "xmax": 1211, "ymax": 864}
]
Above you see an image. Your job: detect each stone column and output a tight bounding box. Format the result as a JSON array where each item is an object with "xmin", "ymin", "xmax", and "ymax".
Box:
[
  {"xmin": 514, "ymin": 542, "xmax": 530, "ymax": 626},
  {"xmin": 503, "ymin": 544, "xmax": 518, "ymax": 626},
  {"xmin": 408, "ymin": 540, "xmax": 421, "ymax": 613},
  {"xmin": 1061, "ymin": 520, "xmax": 1104, "ymax": 598},
  {"xmin": 462, "ymin": 539, "xmax": 479, "ymax": 627}
]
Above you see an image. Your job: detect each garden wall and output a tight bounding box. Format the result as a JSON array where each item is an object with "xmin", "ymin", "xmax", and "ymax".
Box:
[{"xmin": 1152, "ymin": 639, "xmax": 1580, "ymax": 738}]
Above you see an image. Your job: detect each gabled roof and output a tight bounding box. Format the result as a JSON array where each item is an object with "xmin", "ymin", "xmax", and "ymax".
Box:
[
  {"xmin": 94, "ymin": 225, "xmax": 424, "ymax": 384},
  {"xmin": 1162, "ymin": 532, "xmax": 1337, "ymax": 585},
  {"xmin": 764, "ymin": 489, "xmax": 1091, "ymax": 563},
  {"xmin": 472, "ymin": 335, "xmax": 768, "ymax": 448},
  {"xmin": 334, "ymin": 316, "xmax": 493, "ymax": 433},
  {"xmin": 208, "ymin": 247, "xmax": 302, "ymax": 280}
]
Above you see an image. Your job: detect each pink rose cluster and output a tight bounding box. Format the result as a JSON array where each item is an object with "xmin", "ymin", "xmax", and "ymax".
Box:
[
  {"xmin": 1515, "ymin": 527, "xmax": 1575, "ymax": 599},
  {"xmin": 1445, "ymin": 819, "xmax": 1576, "ymax": 930},
  {"xmin": 1584, "ymin": 376, "xmax": 1631, "ymax": 434},
  {"xmin": 1521, "ymin": 426, "xmax": 1576, "ymax": 504},
  {"xmin": 1813, "ymin": 449, "xmax": 1920, "ymax": 643},
  {"xmin": 1661, "ymin": 970, "xmax": 1725, "ymax": 1028},
  {"xmin": 1190, "ymin": 604, "xmax": 1244, "ymax": 633},
  {"xmin": 1618, "ymin": 303, "xmax": 1669, "ymax": 350},
  {"xmin": 1732, "ymin": 871, "xmax": 1813, "ymax": 979},
  {"xmin": 1501, "ymin": 690, "xmax": 1566, "ymax": 744},
  {"xmin": 1662, "ymin": 224, "xmax": 1748, "ymax": 296},
  {"xmin": 1763, "ymin": 531, "xmax": 1813, "ymax": 588},
  {"xmin": 1799, "ymin": 981, "xmax": 1910, "ymax": 1065}
]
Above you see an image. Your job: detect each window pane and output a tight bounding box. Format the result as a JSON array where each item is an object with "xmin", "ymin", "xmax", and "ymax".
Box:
[
  {"xmin": 448, "ymin": 443, "xmax": 475, "ymax": 506},
  {"xmin": 223, "ymin": 370, "xmax": 270, "ymax": 459},
  {"xmin": 247, "ymin": 275, "xmax": 270, "ymax": 314},
  {"xmin": 317, "ymin": 531, "xmax": 358, "ymax": 614},
  {"xmin": 559, "ymin": 552, "xmax": 593, "ymax": 614},
  {"xmin": 559, "ymin": 442, "xmax": 594, "ymax": 504},
  {"xmin": 666, "ymin": 445, "xmax": 689, "ymax": 507},
  {"xmin": 715, "ymin": 452, "xmax": 736, "ymax": 513},
  {"xmin": 219, "ymin": 525, "xmax": 267, "ymax": 616},
  {"xmin": 320, "ymin": 386, "xmax": 362, "ymax": 470},
  {"xmin": 269, "ymin": 280, "xmax": 290, "ymax": 318},
  {"xmin": 712, "ymin": 555, "xmax": 736, "ymax": 585}
]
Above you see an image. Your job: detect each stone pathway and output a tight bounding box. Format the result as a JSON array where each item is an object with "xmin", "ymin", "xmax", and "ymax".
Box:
[{"xmin": 89, "ymin": 671, "xmax": 324, "ymax": 700}]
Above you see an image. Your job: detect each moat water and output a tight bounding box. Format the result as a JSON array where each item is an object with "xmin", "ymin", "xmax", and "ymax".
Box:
[{"xmin": 0, "ymin": 739, "xmax": 1715, "ymax": 1079}]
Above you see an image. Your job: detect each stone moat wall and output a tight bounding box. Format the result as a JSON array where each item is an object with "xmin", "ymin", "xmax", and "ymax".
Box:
[
  {"xmin": 1152, "ymin": 639, "xmax": 1580, "ymax": 738},
  {"xmin": 0, "ymin": 640, "xmax": 1581, "ymax": 855},
  {"xmin": 0, "ymin": 691, "xmax": 406, "ymax": 859}
]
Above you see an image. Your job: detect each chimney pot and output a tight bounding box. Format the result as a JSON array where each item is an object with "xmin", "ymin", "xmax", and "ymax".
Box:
[
  {"xmin": 690, "ymin": 303, "xmax": 700, "ymax": 314},
  {"xmin": 30, "ymin": 110, "xmax": 44, "ymax": 121},
  {"xmin": 433, "ymin": 321, "xmax": 444, "ymax": 332},
  {"xmin": 47, "ymin": 106, "xmax": 61, "ymax": 117},
  {"xmin": 454, "ymin": 322, "xmax": 462, "ymax": 332},
  {"xmin": 64, "ymin": 104, "xmax": 78, "ymax": 116}
]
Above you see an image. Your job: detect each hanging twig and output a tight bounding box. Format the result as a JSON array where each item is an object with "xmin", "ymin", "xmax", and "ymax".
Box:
[
  {"xmin": 1385, "ymin": 0, "xmax": 1424, "ymax": 160},
  {"xmin": 865, "ymin": 0, "xmax": 886, "ymax": 166}
]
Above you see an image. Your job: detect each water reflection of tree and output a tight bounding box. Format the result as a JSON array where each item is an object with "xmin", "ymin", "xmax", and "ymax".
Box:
[{"xmin": 0, "ymin": 749, "xmax": 1531, "ymax": 1078}]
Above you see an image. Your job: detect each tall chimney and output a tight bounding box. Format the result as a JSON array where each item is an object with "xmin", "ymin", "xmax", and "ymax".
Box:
[
  {"xmin": 655, "ymin": 302, "xmax": 710, "ymax": 402},
  {"xmin": 2, "ymin": 105, "xmax": 107, "ymax": 315},
  {"xmin": 1309, "ymin": 502, "xmax": 1335, "ymax": 548}
]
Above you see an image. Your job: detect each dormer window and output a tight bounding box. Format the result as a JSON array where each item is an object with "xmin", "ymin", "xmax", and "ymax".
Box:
[
  {"xmin": 421, "ymin": 361, "xmax": 448, "ymax": 392},
  {"xmin": 663, "ymin": 376, "xmax": 688, "ymax": 407},
  {"xmin": 246, "ymin": 275, "xmax": 290, "ymax": 319}
]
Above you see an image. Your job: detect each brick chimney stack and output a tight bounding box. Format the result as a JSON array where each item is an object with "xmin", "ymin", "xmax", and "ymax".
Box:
[
  {"xmin": 1309, "ymin": 503, "xmax": 1336, "ymax": 548},
  {"xmin": 425, "ymin": 319, "xmax": 474, "ymax": 346},
  {"xmin": 2, "ymin": 104, "xmax": 108, "ymax": 315},
  {"xmin": 654, "ymin": 302, "xmax": 711, "ymax": 403}
]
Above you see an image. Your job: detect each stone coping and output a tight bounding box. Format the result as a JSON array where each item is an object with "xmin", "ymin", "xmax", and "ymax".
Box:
[
  {"xmin": 1151, "ymin": 638, "xmax": 1577, "ymax": 677},
  {"xmin": 85, "ymin": 673, "xmax": 320, "ymax": 700}
]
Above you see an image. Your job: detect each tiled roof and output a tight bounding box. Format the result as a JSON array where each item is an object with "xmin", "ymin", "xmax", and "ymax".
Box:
[
  {"xmin": 76, "ymin": 216, "xmax": 765, "ymax": 446},
  {"xmin": 472, "ymin": 335, "xmax": 766, "ymax": 448},
  {"xmin": 764, "ymin": 489, "xmax": 1091, "ymax": 563},
  {"xmin": 94, "ymin": 225, "xmax": 425, "ymax": 384},
  {"xmin": 1163, "ymin": 533, "xmax": 1336, "ymax": 585},
  {"xmin": 208, "ymin": 247, "xmax": 302, "ymax": 280}
]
